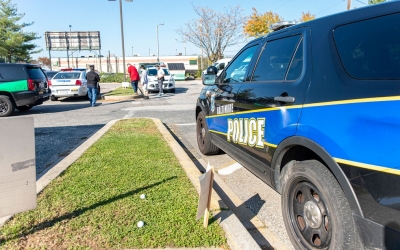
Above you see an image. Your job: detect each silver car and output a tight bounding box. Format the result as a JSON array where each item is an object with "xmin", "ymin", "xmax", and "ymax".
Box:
[{"xmin": 49, "ymin": 71, "xmax": 88, "ymax": 101}]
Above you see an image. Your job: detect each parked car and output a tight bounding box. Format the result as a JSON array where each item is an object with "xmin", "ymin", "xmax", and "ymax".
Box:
[
  {"xmin": 201, "ymin": 58, "xmax": 231, "ymax": 84},
  {"xmin": 44, "ymin": 70, "xmax": 59, "ymax": 79},
  {"xmin": 146, "ymin": 66, "xmax": 175, "ymax": 93},
  {"xmin": 0, "ymin": 63, "xmax": 50, "ymax": 117},
  {"xmin": 197, "ymin": 2, "xmax": 400, "ymax": 249},
  {"xmin": 49, "ymin": 71, "xmax": 88, "ymax": 101}
]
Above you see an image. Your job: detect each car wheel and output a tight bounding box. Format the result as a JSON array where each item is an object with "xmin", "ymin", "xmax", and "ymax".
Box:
[
  {"xmin": 0, "ymin": 95, "xmax": 15, "ymax": 117},
  {"xmin": 170, "ymin": 88, "xmax": 176, "ymax": 93},
  {"xmin": 196, "ymin": 111, "xmax": 219, "ymax": 155},
  {"xmin": 16, "ymin": 105, "xmax": 33, "ymax": 111},
  {"xmin": 281, "ymin": 160, "xmax": 361, "ymax": 250},
  {"xmin": 50, "ymin": 96, "xmax": 58, "ymax": 101}
]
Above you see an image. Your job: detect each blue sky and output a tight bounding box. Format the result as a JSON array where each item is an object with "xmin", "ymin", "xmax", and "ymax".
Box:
[{"xmin": 12, "ymin": 0, "xmax": 373, "ymax": 59}]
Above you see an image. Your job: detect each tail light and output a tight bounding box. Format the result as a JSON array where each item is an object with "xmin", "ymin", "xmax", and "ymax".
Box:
[
  {"xmin": 48, "ymin": 80, "xmax": 52, "ymax": 87},
  {"xmin": 75, "ymin": 80, "xmax": 82, "ymax": 86},
  {"xmin": 28, "ymin": 79, "xmax": 35, "ymax": 90}
]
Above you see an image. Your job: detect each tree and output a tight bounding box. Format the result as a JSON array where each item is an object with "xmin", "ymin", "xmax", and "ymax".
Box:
[
  {"xmin": 243, "ymin": 8, "xmax": 282, "ymax": 38},
  {"xmin": 369, "ymin": 0, "xmax": 386, "ymax": 4},
  {"xmin": 0, "ymin": 0, "xmax": 41, "ymax": 63},
  {"xmin": 176, "ymin": 5, "xmax": 246, "ymax": 64},
  {"xmin": 37, "ymin": 57, "xmax": 51, "ymax": 68},
  {"xmin": 300, "ymin": 11, "xmax": 315, "ymax": 22}
]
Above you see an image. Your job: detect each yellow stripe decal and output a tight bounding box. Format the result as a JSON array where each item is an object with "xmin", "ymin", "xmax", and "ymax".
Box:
[
  {"xmin": 334, "ymin": 158, "xmax": 400, "ymax": 175},
  {"xmin": 209, "ymin": 130, "xmax": 226, "ymax": 136},
  {"xmin": 205, "ymin": 96, "xmax": 400, "ymax": 118},
  {"xmin": 264, "ymin": 141, "xmax": 277, "ymax": 148}
]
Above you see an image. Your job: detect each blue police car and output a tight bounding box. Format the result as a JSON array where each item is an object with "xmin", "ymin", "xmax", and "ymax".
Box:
[{"xmin": 196, "ymin": 2, "xmax": 400, "ymax": 249}]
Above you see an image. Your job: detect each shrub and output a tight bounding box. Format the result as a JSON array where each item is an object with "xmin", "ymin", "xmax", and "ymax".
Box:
[{"xmin": 100, "ymin": 73, "xmax": 126, "ymax": 83}]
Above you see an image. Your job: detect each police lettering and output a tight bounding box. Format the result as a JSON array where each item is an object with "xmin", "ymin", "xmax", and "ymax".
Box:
[
  {"xmin": 227, "ymin": 118, "xmax": 265, "ymax": 148},
  {"xmin": 217, "ymin": 104, "xmax": 233, "ymax": 115}
]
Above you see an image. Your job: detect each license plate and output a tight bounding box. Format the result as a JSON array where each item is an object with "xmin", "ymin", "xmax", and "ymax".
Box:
[{"xmin": 58, "ymin": 90, "xmax": 68, "ymax": 94}]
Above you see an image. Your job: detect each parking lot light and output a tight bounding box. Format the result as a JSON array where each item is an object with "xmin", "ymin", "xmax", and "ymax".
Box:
[
  {"xmin": 108, "ymin": 0, "xmax": 132, "ymax": 81},
  {"xmin": 157, "ymin": 23, "xmax": 164, "ymax": 63}
]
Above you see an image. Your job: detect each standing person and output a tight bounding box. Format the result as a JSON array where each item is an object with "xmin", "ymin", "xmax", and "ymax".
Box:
[
  {"xmin": 86, "ymin": 65, "xmax": 100, "ymax": 107},
  {"xmin": 140, "ymin": 65, "xmax": 149, "ymax": 99},
  {"xmin": 156, "ymin": 64, "xmax": 165, "ymax": 96},
  {"xmin": 127, "ymin": 63, "xmax": 140, "ymax": 95}
]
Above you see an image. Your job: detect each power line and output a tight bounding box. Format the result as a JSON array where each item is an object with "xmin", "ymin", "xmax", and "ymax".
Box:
[
  {"xmin": 315, "ymin": 0, "xmax": 346, "ymax": 16},
  {"xmin": 355, "ymin": 0, "xmax": 368, "ymax": 5}
]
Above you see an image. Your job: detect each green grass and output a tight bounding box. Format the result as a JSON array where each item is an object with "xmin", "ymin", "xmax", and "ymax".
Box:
[
  {"xmin": 104, "ymin": 86, "xmax": 136, "ymax": 96},
  {"xmin": 0, "ymin": 119, "xmax": 227, "ymax": 249}
]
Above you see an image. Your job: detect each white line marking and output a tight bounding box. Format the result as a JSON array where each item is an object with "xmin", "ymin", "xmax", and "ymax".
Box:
[
  {"xmin": 218, "ymin": 162, "xmax": 243, "ymax": 175},
  {"xmin": 174, "ymin": 123, "xmax": 196, "ymax": 126}
]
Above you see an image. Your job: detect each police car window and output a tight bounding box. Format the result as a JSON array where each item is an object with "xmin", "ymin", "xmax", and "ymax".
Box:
[
  {"xmin": 286, "ymin": 38, "xmax": 303, "ymax": 81},
  {"xmin": 252, "ymin": 35, "xmax": 302, "ymax": 81},
  {"xmin": 334, "ymin": 13, "xmax": 400, "ymax": 80},
  {"xmin": 223, "ymin": 45, "xmax": 258, "ymax": 83}
]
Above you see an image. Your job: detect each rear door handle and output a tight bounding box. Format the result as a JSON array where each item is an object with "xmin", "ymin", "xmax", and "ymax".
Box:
[{"xmin": 274, "ymin": 96, "xmax": 295, "ymax": 103}]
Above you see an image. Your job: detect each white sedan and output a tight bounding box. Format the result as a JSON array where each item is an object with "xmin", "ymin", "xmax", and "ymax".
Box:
[{"xmin": 49, "ymin": 71, "xmax": 88, "ymax": 101}]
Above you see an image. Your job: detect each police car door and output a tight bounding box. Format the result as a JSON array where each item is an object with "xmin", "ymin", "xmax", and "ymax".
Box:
[
  {"xmin": 233, "ymin": 29, "xmax": 311, "ymax": 184},
  {"xmin": 205, "ymin": 43, "xmax": 261, "ymax": 158}
]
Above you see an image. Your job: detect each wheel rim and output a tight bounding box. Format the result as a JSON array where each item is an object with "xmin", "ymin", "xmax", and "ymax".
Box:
[
  {"xmin": 288, "ymin": 181, "xmax": 332, "ymax": 248},
  {"xmin": 0, "ymin": 99, "xmax": 8, "ymax": 114},
  {"xmin": 197, "ymin": 116, "xmax": 206, "ymax": 149}
]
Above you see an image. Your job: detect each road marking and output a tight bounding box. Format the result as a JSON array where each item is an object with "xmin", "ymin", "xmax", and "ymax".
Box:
[
  {"xmin": 174, "ymin": 123, "xmax": 196, "ymax": 126},
  {"xmin": 218, "ymin": 162, "xmax": 242, "ymax": 175}
]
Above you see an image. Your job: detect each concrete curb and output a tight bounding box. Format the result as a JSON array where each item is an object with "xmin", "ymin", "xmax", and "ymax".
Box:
[{"xmin": 0, "ymin": 118, "xmax": 262, "ymax": 250}]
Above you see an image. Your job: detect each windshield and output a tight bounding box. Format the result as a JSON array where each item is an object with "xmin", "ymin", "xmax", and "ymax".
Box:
[
  {"xmin": 46, "ymin": 71, "xmax": 58, "ymax": 78},
  {"xmin": 148, "ymin": 68, "xmax": 170, "ymax": 76},
  {"xmin": 53, "ymin": 72, "xmax": 81, "ymax": 79}
]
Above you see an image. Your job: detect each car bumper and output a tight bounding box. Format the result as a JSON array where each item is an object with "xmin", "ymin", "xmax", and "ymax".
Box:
[
  {"xmin": 50, "ymin": 86, "xmax": 87, "ymax": 97},
  {"xmin": 148, "ymin": 81, "xmax": 175, "ymax": 91},
  {"xmin": 12, "ymin": 90, "xmax": 50, "ymax": 106}
]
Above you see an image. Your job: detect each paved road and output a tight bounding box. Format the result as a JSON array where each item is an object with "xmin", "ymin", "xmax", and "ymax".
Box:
[{"xmin": 12, "ymin": 80, "xmax": 293, "ymax": 249}]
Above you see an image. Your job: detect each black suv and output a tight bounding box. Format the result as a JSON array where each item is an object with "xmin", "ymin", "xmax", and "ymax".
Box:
[
  {"xmin": 0, "ymin": 63, "xmax": 50, "ymax": 117},
  {"xmin": 196, "ymin": 2, "xmax": 400, "ymax": 249}
]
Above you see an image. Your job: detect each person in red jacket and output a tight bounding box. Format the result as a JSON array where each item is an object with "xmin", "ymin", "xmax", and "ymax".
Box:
[{"xmin": 127, "ymin": 63, "xmax": 140, "ymax": 94}]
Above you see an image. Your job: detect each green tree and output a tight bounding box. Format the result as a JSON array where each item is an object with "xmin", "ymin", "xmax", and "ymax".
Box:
[
  {"xmin": 369, "ymin": 0, "xmax": 386, "ymax": 4},
  {"xmin": 0, "ymin": 0, "xmax": 41, "ymax": 63},
  {"xmin": 243, "ymin": 8, "xmax": 282, "ymax": 38}
]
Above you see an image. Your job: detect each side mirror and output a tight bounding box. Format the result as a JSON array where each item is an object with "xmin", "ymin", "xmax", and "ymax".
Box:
[{"xmin": 203, "ymin": 66, "xmax": 218, "ymax": 85}]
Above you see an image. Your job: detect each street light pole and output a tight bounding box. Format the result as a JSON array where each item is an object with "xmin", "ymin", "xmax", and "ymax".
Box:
[
  {"xmin": 156, "ymin": 23, "xmax": 164, "ymax": 63},
  {"xmin": 119, "ymin": 0, "xmax": 127, "ymax": 81},
  {"xmin": 69, "ymin": 25, "xmax": 73, "ymax": 68},
  {"xmin": 132, "ymin": 46, "xmax": 133, "ymax": 57},
  {"xmin": 109, "ymin": 0, "xmax": 132, "ymax": 82}
]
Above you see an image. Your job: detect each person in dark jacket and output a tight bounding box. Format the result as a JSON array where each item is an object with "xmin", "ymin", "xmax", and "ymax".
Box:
[{"xmin": 86, "ymin": 65, "xmax": 100, "ymax": 107}]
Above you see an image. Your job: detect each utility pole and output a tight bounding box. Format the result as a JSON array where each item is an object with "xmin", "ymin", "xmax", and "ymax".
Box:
[{"xmin": 347, "ymin": 0, "xmax": 351, "ymax": 10}]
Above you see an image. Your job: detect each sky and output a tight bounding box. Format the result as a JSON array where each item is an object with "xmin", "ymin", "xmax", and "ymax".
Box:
[{"xmin": 11, "ymin": 0, "xmax": 374, "ymax": 60}]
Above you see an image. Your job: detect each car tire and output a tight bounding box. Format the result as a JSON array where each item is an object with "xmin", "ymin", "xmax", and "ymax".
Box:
[
  {"xmin": 16, "ymin": 105, "xmax": 33, "ymax": 111},
  {"xmin": 281, "ymin": 160, "xmax": 362, "ymax": 250},
  {"xmin": 0, "ymin": 95, "xmax": 15, "ymax": 117},
  {"xmin": 170, "ymin": 88, "xmax": 176, "ymax": 93},
  {"xmin": 50, "ymin": 96, "xmax": 58, "ymax": 101},
  {"xmin": 196, "ymin": 111, "xmax": 220, "ymax": 155}
]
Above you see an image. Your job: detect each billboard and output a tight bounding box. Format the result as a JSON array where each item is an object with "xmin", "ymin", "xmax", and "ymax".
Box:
[{"xmin": 45, "ymin": 31, "xmax": 101, "ymax": 51}]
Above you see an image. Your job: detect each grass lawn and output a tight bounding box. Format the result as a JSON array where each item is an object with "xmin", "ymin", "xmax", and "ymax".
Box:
[
  {"xmin": 0, "ymin": 119, "xmax": 227, "ymax": 249},
  {"xmin": 104, "ymin": 86, "xmax": 136, "ymax": 96}
]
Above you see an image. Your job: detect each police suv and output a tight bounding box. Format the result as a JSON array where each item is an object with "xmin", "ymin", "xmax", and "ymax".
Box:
[{"xmin": 196, "ymin": 2, "xmax": 400, "ymax": 249}]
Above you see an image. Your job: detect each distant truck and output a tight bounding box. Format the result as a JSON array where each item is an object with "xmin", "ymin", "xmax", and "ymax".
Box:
[{"xmin": 201, "ymin": 58, "xmax": 232, "ymax": 84}]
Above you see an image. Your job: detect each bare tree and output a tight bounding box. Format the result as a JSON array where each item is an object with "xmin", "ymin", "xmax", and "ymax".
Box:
[{"xmin": 176, "ymin": 5, "xmax": 246, "ymax": 64}]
